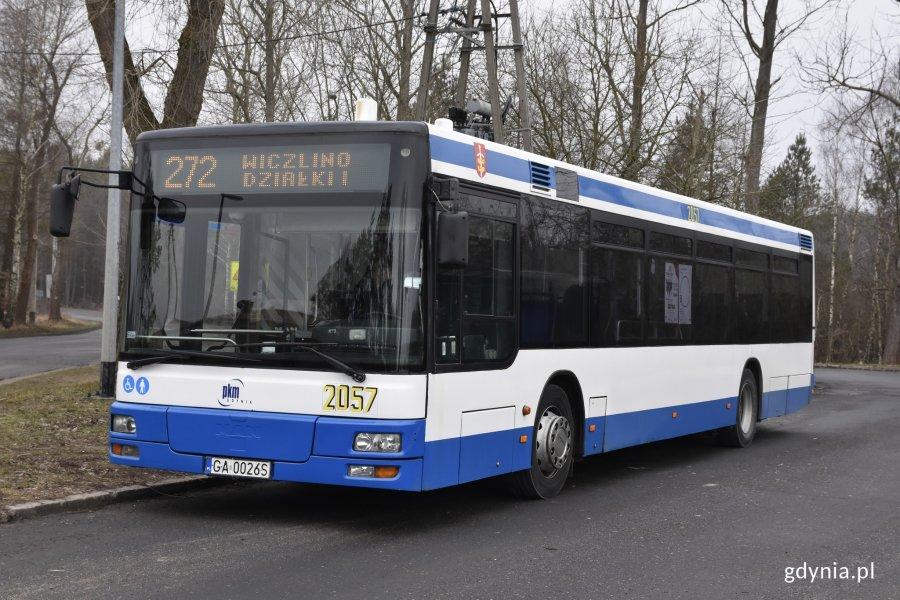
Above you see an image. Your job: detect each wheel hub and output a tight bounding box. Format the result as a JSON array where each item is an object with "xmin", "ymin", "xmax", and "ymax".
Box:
[
  {"xmin": 535, "ymin": 408, "xmax": 572, "ymax": 477},
  {"xmin": 739, "ymin": 383, "xmax": 754, "ymax": 434}
]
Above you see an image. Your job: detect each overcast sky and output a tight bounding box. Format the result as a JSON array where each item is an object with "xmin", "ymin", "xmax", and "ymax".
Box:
[
  {"xmin": 127, "ymin": 0, "xmax": 899, "ymax": 175},
  {"xmin": 755, "ymin": 0, "xmax": 898, "ymax": 167}
]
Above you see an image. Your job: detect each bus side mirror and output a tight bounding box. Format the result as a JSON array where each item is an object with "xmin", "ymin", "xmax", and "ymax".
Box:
[
  {"xmin": 157, "ymin": 197, "xmax": 186, "ymax": 224},
  {"xmin": 49, "ymin": 175, "xmax": 81, "ymax": 238},
  {"xmin": 437, "ymin": 211, "xmax": 469, "ymax": 268}
]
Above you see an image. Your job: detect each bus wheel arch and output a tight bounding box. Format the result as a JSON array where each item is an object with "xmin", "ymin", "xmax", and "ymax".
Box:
[
  {"xmin": 544, "ymin": 371, "xmax": 585, "ymax": 460},
  {"xmin": 743, "ymin": 358, "xmax": 762, "ymax": 421}
]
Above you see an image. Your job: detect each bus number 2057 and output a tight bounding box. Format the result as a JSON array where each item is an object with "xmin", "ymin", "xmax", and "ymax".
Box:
[{"xmin": 322, "ymin": 384, "xmax": 378, "ymax": 414}]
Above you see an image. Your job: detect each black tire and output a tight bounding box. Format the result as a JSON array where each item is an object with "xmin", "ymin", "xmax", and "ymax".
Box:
[
  {"xmin": 507, "ymin": 384, "xmax": 575, "ymax": 499},
  {"xmin": 717, "ymin": 368, "xmax": 758, "ymax": 447}
]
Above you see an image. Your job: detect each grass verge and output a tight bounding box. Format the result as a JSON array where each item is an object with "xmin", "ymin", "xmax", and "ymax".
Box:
[
  {"xmin": 0, "ymin": 317, "xmax": 100, "ymax": 339},
  {"xmin": 0, "ymin": 366, "xmax": 172, "ymax": 506}
]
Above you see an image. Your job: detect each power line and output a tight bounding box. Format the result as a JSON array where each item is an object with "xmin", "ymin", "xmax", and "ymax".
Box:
[{"xmin": 0, "ymin": 12, "xmax": 425, "ymax": 59}]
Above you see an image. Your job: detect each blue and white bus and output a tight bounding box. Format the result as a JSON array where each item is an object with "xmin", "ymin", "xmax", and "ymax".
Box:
[{"xmin": 52, "ymin": 115, "xmax": 814, "ymax": 498}]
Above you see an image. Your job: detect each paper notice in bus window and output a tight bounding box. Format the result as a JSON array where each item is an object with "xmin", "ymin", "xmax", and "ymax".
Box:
[
  {"xmin": 678, "ymin": 264, "xmax": 692, "ymax": 325},
  {"xmin": 664, "ymin": 262, "xmax": 678, "ymax": 324}
]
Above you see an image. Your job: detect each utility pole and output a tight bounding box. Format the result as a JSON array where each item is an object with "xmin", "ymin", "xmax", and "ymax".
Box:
[
  {"xmin": 100, "ymin": 0, "xmax": 125, "ymax": 397},
  {"xmin": 479, "ymin": 0, "xmax": 504, "ymax": 144},
  {"xmin": 508, "ymin": 0, "xmax": 531, "ymax": 151},
  {"xmin": 414, "ymin": 0, "xmax": 440, "ymax": 121},
  {"xmin": 418, "ymin": 0, "xmax": 532, "ymax": 149},
  {"xmin": 454, "ymin": 0, "xmax": 477, "ymax": 108}
]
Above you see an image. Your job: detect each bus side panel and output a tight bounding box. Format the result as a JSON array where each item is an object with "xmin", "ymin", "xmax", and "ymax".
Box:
[
  {"xmin": 423, "ymin": 370, "xmax": 534, "ymax": 490},
  {"xmin": 425, "ymin": 342, "xmax": 814, "ymax": 487},
  {"xmin": 786, "ymin": 373, "xmax": 813, "ymax": 414},
  {"xmin": 758, "ymin": 342, "xmax": 815, "ymax": 421}
]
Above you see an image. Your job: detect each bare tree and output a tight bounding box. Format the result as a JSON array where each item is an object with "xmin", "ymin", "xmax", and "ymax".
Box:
[
  {"xmin": 10, "ymin": 0, "xmax": 85, "ymax": 325},
  {"xmin": 720, "ymin": 0, "xmax": 831, "ymax": 213},
  {"xmin": 0, "ymin": 2, "xmax": 40, "ymax": 324},
  {"xmin": 86, "ymin": 0, "xmax": 226, "ymax": 140},
  {"xmin": 802, "ymin": 10, "xmax": 900, "ymax": 112}
]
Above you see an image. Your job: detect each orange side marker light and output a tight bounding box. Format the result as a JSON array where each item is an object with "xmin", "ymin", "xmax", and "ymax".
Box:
[{"xmin": 373, "ymin": 466, "xmax": 399, "ymax": 478}]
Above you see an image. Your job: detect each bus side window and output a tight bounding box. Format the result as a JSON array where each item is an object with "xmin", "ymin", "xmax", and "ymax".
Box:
[
  {"xmin": 520, "ymin": 196, "xmax": 589, "ymax": 348},
  {"xmin": 461, "ymin": 217, "xmax": 515, "ymax": 362},
  {"xmin": 436, "ymin": 270, "xmax": 461, "ymax": 363},
  {"xmin": 646, "ymin": 256, "xmax": 692, "ymax": 344},
  {"xmin": 693, "ymin": 262, "xmax": 732, "ymax": 344},
  {"xmin": 436, "ymin": 213, "xmax": 516, "ymax": 365},
  {"xmin": 589, "ymin": 246, "xmax": 643, "ymax": 346},
  {"xmin": 735, "ymin": 269, "xmax": 768, "ymax": 343}
]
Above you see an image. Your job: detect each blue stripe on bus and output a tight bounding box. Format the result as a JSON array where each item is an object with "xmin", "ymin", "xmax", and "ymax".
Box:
[
  {"xmin": 603, "ymin": 397, "xmax": 737, "ymax": 452},
  {"xmin": 109, "ymin": 385, "xmax": 812, "ymax": 491},
  {"xmin": 429, "ymin": 134, "xmax": 802, "ymax": 247},
  {"xmin": 422, "ymin": 426, "xmax": 532, "ymax": 490},
  {"xmin": 578, "ymin": 177, "xmax": 801, "ymax": 246},
  {"xmin": 430, "ymin": 135, "xmax": 531, "ymax": 182},
  {"xmin": 786, "ymin": 386, "xmax": 812, "ymax": 414},
  {"xmin": 108, "ymin": 441, "xmax": 426, "ymax": 491}
]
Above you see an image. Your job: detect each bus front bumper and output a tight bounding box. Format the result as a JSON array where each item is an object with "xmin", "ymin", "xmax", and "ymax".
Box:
[{"xmin": 108, "ymin": 402, "xmax": 426, "ymax": 491}]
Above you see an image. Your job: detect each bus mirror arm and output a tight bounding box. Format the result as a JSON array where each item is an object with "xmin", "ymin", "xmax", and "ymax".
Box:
[
  {"xmin": 50, "ymin": 166, "xmax": 138, "ymax": 238},
  {"xmin": 49, "ymin": 166, "xmax": 163, "ymax": 239}
]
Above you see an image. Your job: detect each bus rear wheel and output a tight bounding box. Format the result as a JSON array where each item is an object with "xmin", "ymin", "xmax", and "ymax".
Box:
[
  {"xmin": 508, "ymin": 384, "xmax": 574, "ymax": 499},
  {"xmin": 717, "ymin": 368, "xmax": 758, "ymax": 447}
]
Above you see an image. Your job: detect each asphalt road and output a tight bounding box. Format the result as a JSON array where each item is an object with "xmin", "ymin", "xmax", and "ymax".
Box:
[
  {"xmin": 0, "ymin": 327, "xmax": 101, "ymax": 381},
  {"xmin": 1, "ymin": 368, "xmax": 897, "ymax": 600}
]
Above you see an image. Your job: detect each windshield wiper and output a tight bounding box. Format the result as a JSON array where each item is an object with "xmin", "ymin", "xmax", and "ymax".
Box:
[
  {"xmin": 235, "ymin": 342, "xmax": 366, "ymax": 382},
  {"xmin": 126, "ymin": 348, "xmax": 262, "ymax": 370}
]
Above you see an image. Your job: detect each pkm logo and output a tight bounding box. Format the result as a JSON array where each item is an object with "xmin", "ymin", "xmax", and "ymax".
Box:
[
  {"xmin": 219, "ymin": 378, "xmax": 248, "ymax": 407},
  {"xmin": 473, "ymin": 143, "xmax": 488, "ymax": 178}
]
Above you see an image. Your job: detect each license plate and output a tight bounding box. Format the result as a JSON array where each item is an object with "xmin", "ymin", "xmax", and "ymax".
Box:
[{"xmin": 206, "ymin": 457, "xmax": 271, "ymax": 479}]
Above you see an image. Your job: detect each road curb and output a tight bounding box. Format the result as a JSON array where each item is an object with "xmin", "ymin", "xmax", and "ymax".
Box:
[
  {"xmin": 0, "ymin": 322, "xmax": 101, "ymax": 340},
  {"xmin": 815, "ymin": 363, "xmax": 900, "ymax": 372},
  {"xmin": 0, "ymin": 476, "xmax": 226, "ymax": 524},
  {"xmin": 0, "ymin": 363, "xmax": 100, "ymax": 387}
]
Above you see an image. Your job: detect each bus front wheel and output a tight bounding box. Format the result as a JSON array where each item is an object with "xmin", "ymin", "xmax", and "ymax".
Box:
[
  {"xmin": 508, "ymin": 384, "xmax": 574, "ymax": 499},
  {"xmin": 717, "ymin": 368, "xmax": 758, "ymax": 447}
]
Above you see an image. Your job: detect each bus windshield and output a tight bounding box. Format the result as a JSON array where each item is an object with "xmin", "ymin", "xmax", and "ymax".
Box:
[{"xmin": 123, "ymin": 135, "xmax": 426, "ymax": 373}]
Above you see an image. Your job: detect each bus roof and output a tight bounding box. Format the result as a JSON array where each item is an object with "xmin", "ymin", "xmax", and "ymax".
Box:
[
  {"xmin": 428, "ymin": 123, "xmax": 813, "ymax": 253},
  {"xmin": 135, "ymin": 121, "xmax": 428, "ymax": 142}
]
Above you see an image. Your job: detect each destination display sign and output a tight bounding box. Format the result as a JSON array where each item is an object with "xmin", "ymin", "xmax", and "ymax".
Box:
[{"xmin": 150, "ymin": 143, "xmax": 390, "ymax": 195}]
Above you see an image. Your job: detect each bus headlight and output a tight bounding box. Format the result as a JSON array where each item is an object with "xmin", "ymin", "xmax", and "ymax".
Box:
[
  {"xmin": 353, "ymin": 432, "xmax": 401, "ymax": 453},
  {"xmin": 111, "ymin": 414, "xmax": 136, "ymax": 434}
]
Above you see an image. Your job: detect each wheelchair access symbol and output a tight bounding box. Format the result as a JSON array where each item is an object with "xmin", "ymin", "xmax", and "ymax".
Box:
[{"xmin": 122, "ymin": 375, "xmax": 135, "ymax": 393}]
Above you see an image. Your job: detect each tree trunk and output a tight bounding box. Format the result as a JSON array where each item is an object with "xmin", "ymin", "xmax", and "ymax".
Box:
[
  {"xmin": 621, "ymin": 0, "xmax": 649, "ymax": 182},
  {"xmin": 13, "ymin": 172, "xmax": 39, "ymax": 325},
  {"xmin": 49, "ymin": 237, "xmax": 66, "ymax": 322},
  {"xmin": 1, "ymin": 66, "xmax": 30, "ymax": 318},
  {"xmin": 263, "ymin": 0, "xmax": 275, "ymax": 122},
  {"xmin": 396, "ymin": 0, "xmax": 415, "ymax": 120},
  {"xmin": 825, "ymin": 194, "xmax": 838, "ymax": 363},
  {"xmin": 86, "ymin": 0, "xmax": 225, "ymax": 139},
  {"xmin": 743, "ymin": 0, "xmax": 778, "ymax": 214},
  {"xmin": 883, "ymin": 255, "xmax": 900, "ymax": 365}
]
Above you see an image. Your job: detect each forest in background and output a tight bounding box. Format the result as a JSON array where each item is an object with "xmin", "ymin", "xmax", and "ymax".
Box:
[{"xmin": 0, "ymin": 0, "xmax": 896, "ymax": 364}]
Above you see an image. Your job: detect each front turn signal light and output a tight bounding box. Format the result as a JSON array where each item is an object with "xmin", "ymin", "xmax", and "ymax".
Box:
[{"xmin": 373, "ymin": 466, "xmax": 399, "ymax": 478}]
